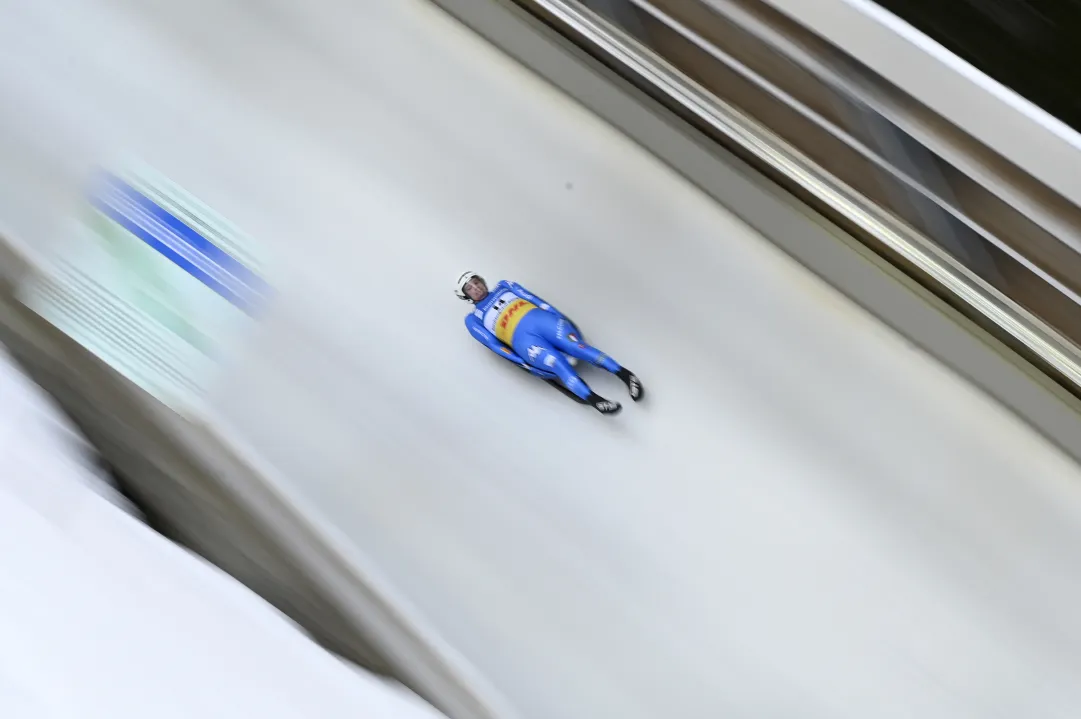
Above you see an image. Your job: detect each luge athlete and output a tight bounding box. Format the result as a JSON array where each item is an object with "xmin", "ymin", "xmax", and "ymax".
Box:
[{"xmin": 455, "ymin": 271, "xmax": 642, "ymax": 415}]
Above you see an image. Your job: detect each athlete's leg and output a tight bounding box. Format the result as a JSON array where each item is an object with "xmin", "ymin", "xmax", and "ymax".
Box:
[
  {"xmin": 539, "ymin": 314, "xmax": 645, "ymax": 402},
  {"xmin": 513, "ymin": 311, "xmax": 626, "ymax": 412},
  {"xmin": 512, "ymin": 332, "xmax": 593, "ymax": 401},
  {"xmin": 537, "ymin": 346, "xmax": 592, "ymax": 401},
  {"xmin": 529, "ymin": 314, "xmax": 621, "ymax": 373},
  {"xmin": 557, "ymin": 335, "xmax": 622, "ymax": 373}
]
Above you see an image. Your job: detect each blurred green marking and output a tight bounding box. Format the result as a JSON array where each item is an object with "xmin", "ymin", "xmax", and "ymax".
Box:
[{"xmin": 86, "ymin": 208, "xmax": 212, "ymax": 355}]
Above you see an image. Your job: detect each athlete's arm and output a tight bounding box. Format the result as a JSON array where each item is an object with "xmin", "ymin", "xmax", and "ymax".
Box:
[
  {"xmin": 466, "ymin": 314, "xmax": 531, "ymax": 369},
  {"xmin": 507, "ymin": 281, "xmax": 586, "ymax": 339},
  {"xmin": 507, "ymin": 282, "xmax": 561, "ymax": 316}
]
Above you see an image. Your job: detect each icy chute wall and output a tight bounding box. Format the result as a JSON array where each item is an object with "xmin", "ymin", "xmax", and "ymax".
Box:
[
  {"xmin": 4, "ymin": 1, "xmax": 1081, "ymax": 718},
  {"xmin": 0, "ymin": 345, "xmax": 450, "ymax": 719}
]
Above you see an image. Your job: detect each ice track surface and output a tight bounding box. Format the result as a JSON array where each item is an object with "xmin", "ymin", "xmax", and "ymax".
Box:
[{"xmin": 5, "ymin": 0, "xmax": 1081, "ymax": 717}]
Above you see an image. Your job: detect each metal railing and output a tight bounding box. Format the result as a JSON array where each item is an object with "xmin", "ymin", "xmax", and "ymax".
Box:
[{"xmin": 624, "ymin": 0, "xmax": 1081, "ymax": 335}]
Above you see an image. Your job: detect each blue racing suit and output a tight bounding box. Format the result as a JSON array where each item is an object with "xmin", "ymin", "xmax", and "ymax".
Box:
[{"xmin": 465, "ymin": 280, "xmax": 623, "ymax": 400}]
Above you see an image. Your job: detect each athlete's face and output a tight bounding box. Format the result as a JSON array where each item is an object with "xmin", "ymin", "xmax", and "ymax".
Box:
[{"xmin": 465, "ymin": 277, "xmax": 488, "ymax": 302}]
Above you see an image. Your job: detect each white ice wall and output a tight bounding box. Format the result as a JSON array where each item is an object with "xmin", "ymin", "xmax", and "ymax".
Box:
[
  {"xmin": 3, "ymin": 1, "xmax": 1081, "ymax": 718},
  {"xmin": 0, "ymin": 344, "xmax": 448, "ymax": 719}
]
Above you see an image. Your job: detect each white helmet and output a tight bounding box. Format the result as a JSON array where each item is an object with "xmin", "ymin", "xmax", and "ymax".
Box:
[{"xmin": 455, "ymin": 270, "xmax": 485, "ymax": 301}]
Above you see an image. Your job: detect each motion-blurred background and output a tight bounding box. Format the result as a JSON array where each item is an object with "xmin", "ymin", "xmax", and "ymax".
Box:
[{"xmin": 5, "ymin": 0, "xmax": 1081, "ymax": 717}]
